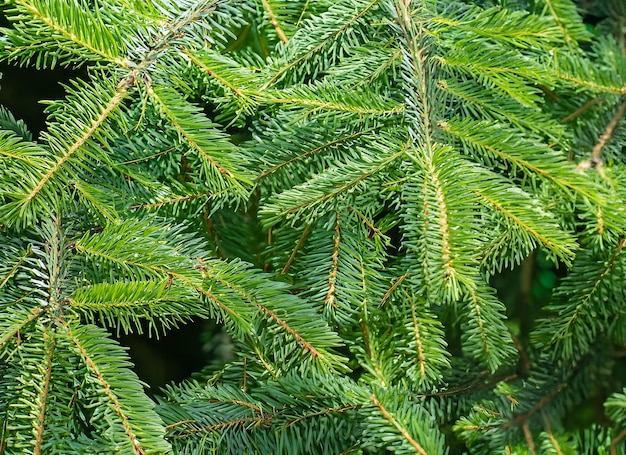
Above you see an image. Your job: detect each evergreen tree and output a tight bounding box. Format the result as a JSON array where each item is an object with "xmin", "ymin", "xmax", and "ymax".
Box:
[{"xmin": 0, "ymin": 0, "xmax": 625, "ymax": 453}]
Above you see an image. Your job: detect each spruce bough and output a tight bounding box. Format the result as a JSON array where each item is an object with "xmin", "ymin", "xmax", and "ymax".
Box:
[{"xmin": 0, "ymin": 0, "xmax": 625, "ymax": 453}]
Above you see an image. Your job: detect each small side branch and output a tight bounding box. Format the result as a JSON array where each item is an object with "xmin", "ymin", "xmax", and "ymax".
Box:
[
  {"xmin": 257, "ymin": 303, "xmax": 321, "ymax": 358},
  {"xmin": 325, "ymin": 218, "xmax": 340, "ymax": 308},
  {"xmin": 503, "ymin": 383, "xmax": 566, "ymax": 428},
  {"xmin": 541, "ymin": 0, "xmax": 572, "ymax": 44},
  {"xmin": 370, "ymin": 395, "xmax": 427, "ymax": 455},
  {"xmin": 24, "ymin": 79, "xmax": 132, "ymax": 204},
  {"xmin": 261, "ymin": 0, "xmax": 289, "ymax": 44},
  {"xmin": 561, "ymin": 98, "xmax": 602, "ymax": 123},
  {"xmin": 64, "ymin": 323, "xmax": 146, "ymax": 455},
  {"xmin": 172, "ymin": 416, "xmax": 270, "ymax": 438},
  {"xmin": 409, "ymin": 294, "xmax": 427, "ymax": 377},
  {"xmin": 522, "ymin": 422, "xmax": 537, "ymax": 454},
  {"xmin": 592, "ymin": 99, "xmax": 626, "ymax": 160},
  {"xmin": 542, "ymin": 414, "xmax": 563, "ymax": 455},
  {"xmin": 286, "ymin": 405, "xmax": 358, "ymax": 427},
  {"xmin": 381, "ymin": 273, "xmax": 409, "ymax": 305},
  {"xmin": 281, "ymin": 223, "xmax": 312, "ymax": 274},
  {"xmin": 0, "ymin": 306, "xmax": 46, "ymax": 351},
  {"xmin": 0, "ymin": 246, "xmax": 32, "ymax": 290},
  {"xmin": 612, "ymin": 427, "xmax": 626, "ymax": 455},
  {"xmin": 34, "ymin": 333, "xmax": 57, "ymax": 455}
]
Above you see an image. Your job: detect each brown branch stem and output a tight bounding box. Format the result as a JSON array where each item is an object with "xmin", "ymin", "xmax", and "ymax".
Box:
[
  {"xmin": 261, "ymin": 0, "xmax": 289, "ymax": 44},
  {"xmin": 281, "ymin": 223, "xmax": 312, "ymax": 274},
  {"xmin": 612, "ymin": 427, "xmax": 626, "ymax": 455},
  {"xmin": 503, "ymin": 383, "xmax": 566, "ymax": 428},
  {"xmin": 370, "ymin": 395, "xmax": 428, "ymax": 455},
  {"xmin": 592, "ymin": 99, "xmax": 626, "ymax": 160}
]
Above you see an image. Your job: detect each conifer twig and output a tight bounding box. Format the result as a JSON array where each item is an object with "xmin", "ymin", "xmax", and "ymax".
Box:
[
  {"xmin": 325, "ymin": 218, "xmax": 340, "ymax": 308},
  {"xmin": 592, "ymin": 99, "xmax": 626, "ymax": 160},
  {"xmin": 261, "ymin": 0, "xmax": 289, "ymax": 44},
  {"xmin": 522, "ymin": 422, "xmax": 537, "ymax": 454},
  {"xmin": 370, "ymin": 395, "xmax": 428, "ymax": 455},
  {"xmin": 561, "ymin": 98, "xmax": 602, "ymax": 123},
  {"xmin": 281, "ymin": 223, "xmax": 312, "ymax": 274},
  {"xmin": 381, "ymin": 273, "xmax": 409, "ymax": 305},
  {"xmin": 34, "ymin": 334, "xmax": 56, "ymax": 455},
  {"xmin": 612, "ymin": 427, "xmax": 626, "ymax": 455},
  {"xmin": 503, "ymin": 383, "xmax": 566, "ymax": 428},
  {"xmin": 286, "ymin": 405, "xmax": 358, "ymax": 427},
  {"xmin": 542, "ymin": 414, "xmax": 563, "ymax": 455}
]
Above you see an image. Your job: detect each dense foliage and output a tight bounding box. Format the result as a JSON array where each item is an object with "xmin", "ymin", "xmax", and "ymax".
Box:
[{"xmin": 0, "ymin": 0, "xmax": 625, "ymax": 453}]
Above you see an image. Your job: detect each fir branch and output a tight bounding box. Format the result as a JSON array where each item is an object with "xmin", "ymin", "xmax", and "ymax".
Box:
[
  {"xmin": 436, "ymin": 43, "xmax": 550, "ymax": 108},
  {"xmin": 261, "ymin": 0, "xmax": 289, "ymax": 44},
  {"xmin": 256, "ymin": 123, "xmax": 381, "ymax": 182},
  {"xmin": 0, "ymin": 132, "xmax": 49, "ymax": 165},
  {"xmin": 132, "ymin": 191, "xmax": 221, "ymax": 209},
  {"xmin": 261, "ymin": 146, "xmax": 405, "ymax": 227},
  {"xmin": 2, "ymin": 75, "xmax": 134, "ymax": 228},
  {"xmin": 62, "ymin": 322, "xmax": 170, "ymax": 454},
  {"xmin": 0, "ymin": 307, "xmax": 45, "ymax": 352},
  {"xmin": 70, "ymin": 220, "xmax": 254, "ymax": 332},
  {"xmin": 369, "ymin": 394, "xmax": 428, "ymax": 455},
  {"xmin": 409, "ymin": 297, "xmax": 427, "ymax": 379},
  {"xmin": 462, "ymin": 283, "xmax": 516, "ymax": 372},
  {"xmin": 397, "ymin": 290, "xmax": 452, "ymax": 387},
  {"xmin": 542, "ymin": 414, "xmax": 564, "ymax": 455},
  {"xmin": 425, "ymin": 152, "xmax": 455, "ymax": 294},
  {"xmin": 559, "ymin": 74, "xmax": 626, "ymax": 95},
  {"xmin": 474, "ymin": 179, "xmax": 577, "ymax": 264},
  {"xmin": 0, "ymin": 244, "xmax": 32, "ymax": 291},
  {"xmin": 281, "ymin": 223, "xmax": 311, "ymax": 274},
  {"xmin": 251, "ymin": 344, "xmax": 279, "ymax": 379},
  {"xmin": 561, "ymin": 98, "xmax": 603, "ymax": 122},
  {"xmin": 285, "ymin": 405, "xmax": 358, "ymax": 427},
  {"xmin": 553, "ymin": 50, "xmax": 626, "ymax": 94},
  {"xmin": 184, "ymin": 49, "xmax": 254, "ymax": 99},
  {"xmin": 432, "ymin": 7, "xmax": 563, "ymax": 50},
  {"xmin": 438, "ymin": 78, "xmax": 565, "ymax": 139},
  {"xmin": 402, "ymin": 147, "xmax": 485, "ymax": 301},
  {"xmin": 196, "ymin": 285, "xmax": 253, "ymax": 332},
  {"xmin": 380, "ymin": 273, "xmax": 409, "ymax": 306},
  {"xmin": 591, "ymin": 98, "xmax": 626, "ymax": 160},
  {"xmin": 206, "ymin": 259, "xmax": 345, "ymax": 370},
  {"xmin": 74, "ymin": 237, "xmax": 194, "ymax": 281},
  {"xmin": 522, "ymin": 422, "xmax": 537, "ymax": 454},
  {"xmin": 262, "ymin": 86, "xmax": 404, "ymax": 115},
  {"xmin": 541, "ymin": 238, "xmax": 626, "ymax": 360},
  {"xmin": 4, "ymin": 0, "xmax": 129, "ymax": 66},
  {"xmin": 441, "ymin": 118, "xmax": 604, "ymax": 203},
  {"xmin": 1, "ymin": 0, "xmax": 625, "ymax": 452},
  {"xmin": 33, "ymin": 333, "xmax": 56, "ymax": 455},
  {"xmin": 324, "ymin": 220, "xmax": 340, "ymax": 308},
  {"xmin": 542, "ymin": 0, "xmax": 570, "ymax": 43},
  {"xmin": 71, "ymin": 180, "xmax": 120, "ymax": 222},
  {"xmin": 148, "ymin": 85, "xmax": 252, "ymax": 186},
  {"xmin": 262, "ymin": 0, "xmax": 380, "ymax": 87},
  {"xmin": 537, "ymin": 0, "xmax": 589, "ymax": 44},
  {"xmin": 612, "ymin": 430, "xmax": 626, "ymax": 455},
  {"xmin": 393, "ymin": 0, "xmax": 435, "ymax": 151},
  {"xmin": 503, "ymin": 383, "xmax": 567, "ymax": 429},
  {"xmin": 263, "ymin": 305, "xmax": 321, "ymax": 356}
]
